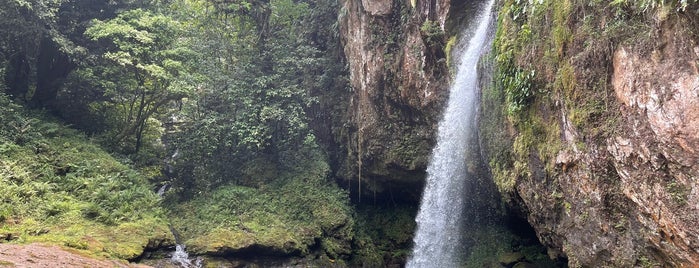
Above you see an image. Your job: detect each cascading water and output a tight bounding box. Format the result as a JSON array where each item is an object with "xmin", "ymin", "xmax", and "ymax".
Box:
[
  {"xmin": 407, "ymin": 0, "xmax": 496, "ymax": 267},
  {"xmin": 171, "ymin": 244, "xmax": 201, "ymax": 268},
  {"xmin": 169, "ymin": 226, "xmax": 202, "ymax": 268}
]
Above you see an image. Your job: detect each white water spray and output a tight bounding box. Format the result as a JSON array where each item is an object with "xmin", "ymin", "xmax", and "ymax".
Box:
[
  {"xmin": 168, "ymin": 225, "xmax": 202, "ymax": 268},
  {"xmin": 407, "ymin": 0, "xmax": 496, "ymax": 267},
  {"xmin": 171, "ymin": 244, "xmax": 202, "ymax": 268}
]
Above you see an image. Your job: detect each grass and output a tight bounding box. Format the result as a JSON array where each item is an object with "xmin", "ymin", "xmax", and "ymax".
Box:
[{"xmin": 0, "ymin": 93, "xmax": 171, "ymax": 260}]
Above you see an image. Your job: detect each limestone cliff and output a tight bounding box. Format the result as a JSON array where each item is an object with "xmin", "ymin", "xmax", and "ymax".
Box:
[
  {"xmin": 336, "ymin": 0, "xmax": 452, "ymax": 202},
  {"xmin": 483, "ymin": 0, "xmax": 699, "ymax": 266}
]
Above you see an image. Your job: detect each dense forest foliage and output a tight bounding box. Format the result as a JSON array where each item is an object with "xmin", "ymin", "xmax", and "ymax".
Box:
[
  {"xmin": 0, "ymin": 0, "xmax": 342, "ymax": 183},
  {"xmin": 0, "ymin": 0, "xmax": 410, "ymax": 265}
]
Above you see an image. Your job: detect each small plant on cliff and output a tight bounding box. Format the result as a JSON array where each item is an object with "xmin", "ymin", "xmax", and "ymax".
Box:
[
  {"xmin": 637, "ymin": 256, "xmax": 660, "ymax": 268},
  {"xmin": 503, "ymin": 68, "xmax": 536, "ymax": 116},
  {"xmin": 667, "ymin": 181, "xmax": 690, "ymax": 205},
  {"xmin": 420, "ymin": 20, "xmax": 445, "ymax": 47}
]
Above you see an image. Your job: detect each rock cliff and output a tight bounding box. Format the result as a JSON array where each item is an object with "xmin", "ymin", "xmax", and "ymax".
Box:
[
  {"xmin": 336, "ymin": 0, "xmax": 453, "ymax": 202},
  {"xmin": 483, "ymin": 1, "xmax": 699, "ymax": 266}
]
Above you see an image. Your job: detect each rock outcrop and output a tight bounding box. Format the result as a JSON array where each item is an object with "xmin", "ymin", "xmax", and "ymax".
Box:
[
  {"xmin": 336, "ymin": 0, "xmax": 453, "ymax": 202},
  {"xmin": 607, "ymin": 17, "xmax": 699, "ymax": 264},
  {"xmin": 484, "ymin": 1, "xmax": 699, "ymax": 267}
]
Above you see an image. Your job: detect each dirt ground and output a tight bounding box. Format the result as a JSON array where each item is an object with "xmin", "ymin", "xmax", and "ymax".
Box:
[{"xmin": 0, "ymin": 243, "xmax": 151, "ymax": 268}]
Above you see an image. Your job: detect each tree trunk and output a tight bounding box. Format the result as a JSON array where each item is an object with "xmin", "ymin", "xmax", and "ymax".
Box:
[{"xmin": 31, "ymin": 36, "xmax": 75, "ymax": 108}]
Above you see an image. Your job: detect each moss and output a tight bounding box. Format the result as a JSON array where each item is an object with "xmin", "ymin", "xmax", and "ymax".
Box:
[
  {"xmin": 421, "ymin": 20, "xmax": 445, "ymax": 48},
  {"xmin": 445, "ymin": 35, "xmax": 457, "ymax": 69},
  {"xmin": 487, "ymin": 0, "xmax": 658, "ymax": 197},
  {"xmin": 491, "ymin": 159, "xmax": 517, "ymax": 194},
  {"xmin": 462, "ymin": 227, "xmax": 516, "ymax": 268},
  {"xmin": 637, "ymin": 255, "xmax": 661, "ymax": 268},
  {"xmin": 610, "ymin": 0, "xmax": 698, "ymax": 12},
  {"xmin": 666, "ymin": 181, "xmax": 690, "ymax": 206},
  {"xmin": 189, "ymin": 228, "xmax": 256, "ymax": 253},
  {"xmin": 463, "ymin": 225, "xmax": 559, "ymax": 268},
  {"xmin": 551, "ymin": 0, "xmax": 573, "ymax": 61},
  {"xmin": 0, "ymin": 93, "xmax": 170, "ymax": 260},
  {"xmin": 556, "ymin": 61, "xmax": 576, "ymax": 96},
  {"xmin": 166, "ymin": 150, "xmax": 354, "ymax": 259},
  {"xmin": 350, "ymin": 205, "xmax": 416, "ymax": 266}
]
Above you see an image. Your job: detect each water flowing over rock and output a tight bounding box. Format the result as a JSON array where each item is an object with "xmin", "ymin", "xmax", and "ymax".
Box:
[
  {"xmin": 157, "ymin": 184, "xmax": 169, "ymax": 197},
  {"xmin": 407, "ymin": 0, "xmax": 495, "ymax": 266},
  {"xmin": 171, "ymin": 244, "xmax": 201, "ymax": 268}
]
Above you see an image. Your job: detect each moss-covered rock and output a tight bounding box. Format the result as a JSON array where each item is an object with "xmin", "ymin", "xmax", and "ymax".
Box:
[
  {"xmin": 349, "ymin": 205, "xmax": 416, "ymax": 267},
  {"xmin": 334, "ymin": 0, "xmax": 451, "ymax": 204},
  {"xmin": 483, "ymin": 0, "xmax": 699, "ymax": 266},
  {"xmin": 165, "ymin": 150, "xmax": 355, "ymax": 261}
]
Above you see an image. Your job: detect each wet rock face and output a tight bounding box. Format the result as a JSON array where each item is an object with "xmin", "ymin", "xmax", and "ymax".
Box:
[
  {"xmin": 513, "ymin": 17, "xmax": 699, "ymax": 267},
  {"xmin": 337, "ymin": 0, "xmax": 451, "ymax": 202}
]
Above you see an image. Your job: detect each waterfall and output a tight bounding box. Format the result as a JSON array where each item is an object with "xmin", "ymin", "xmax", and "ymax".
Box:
[
  {"xmin": 171, "ymin": 244, "xmax": 199, "ymax": 268},
  {"xmin": 169, "ymin": 226, "xmax": 202, "ymax": 268},
  {"xmin": 407, "ymin": 0, "xmax": 496, "ymax": 267},
  {"xmin": 156, "ymin": 184, "xmax": 169, "ymax": 196}
]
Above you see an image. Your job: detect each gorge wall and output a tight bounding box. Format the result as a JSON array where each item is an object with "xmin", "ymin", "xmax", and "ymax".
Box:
[
  {"xmin": 335, "ymin": 0, "xmax": 454, "ymax": 202},
  {"xmin": 333, "ymin": 0, "xmax": 699, "ymax": 266},
  {"xmin": 482, "ymin": 0, "xmax": 699, "ymax": 267}
]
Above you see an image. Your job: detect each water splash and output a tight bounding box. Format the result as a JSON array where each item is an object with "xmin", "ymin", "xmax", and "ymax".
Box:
[
  {"xmin": 168, "ymin": 225, "xmax": 202, "ymax": 268},
  {"xmin": 406, "ymin": 0, "xmax": 496, "ymax": 267},
  {"xmin": 171, "ymin": 244, "xmax": 202, "ymax": 268},
  {"xmin": 156, "ymin": 184, "xmax": 169, "ymax": 197}
]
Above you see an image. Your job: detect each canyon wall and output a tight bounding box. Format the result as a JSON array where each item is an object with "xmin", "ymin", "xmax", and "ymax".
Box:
[
  {"xmin": 336, "ymin": 0, "xmax": 453, "ymax": 202},
  {"xmin": 483, "ymin": 1, "xmax": 699, "ymax": 266}
]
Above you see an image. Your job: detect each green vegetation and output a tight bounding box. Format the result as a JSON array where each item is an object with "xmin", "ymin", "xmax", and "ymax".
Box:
[
  {"xmin": 666, "ymin": 181, "xmax": 690, "ymax": 205},
  {"xmin": 82, "ymin": 8, "xmax": 193, "ymax": 154},
  {"xmin": 637, "ymin": 255, "xmax": 661, "ymax": 268},
  {"xmin": 0, "ymin": 93, "xmax": 170, "ymax": 259},
  {"xmin": 486, "ymin": 0, "xmax": 698, "ymax": 195},
  {"xmin": 0, "ymin": 0, "xmax": 371, "ymax": 264},
  {"xmin": 166, "ymin": 0, "xmax": 334, "ymax": 195},
  {"xmin": 420, "ymin": 20, "xmax": 445, "ymax": 47},
  {"xmin": 502, "ymin": 68, "xmax": 536, "ymax": 116},
  {"xmin": 166, "ymin": 150, "xmax": 354, "ymax": 261},
  {"xmin": 351, "ymin": 205, "xmax": 416, "ymax": 267},
  {"xmin": 610, "ymin": 0, "xmax": 698, "ymax": 11}
]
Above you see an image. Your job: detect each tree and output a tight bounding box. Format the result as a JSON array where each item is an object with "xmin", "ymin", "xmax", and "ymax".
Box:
[
  {"xmin": 0, "ymin": 0, "xmax": 141, "ymax": 108},
  {"xmin": 161, "ymin": 0, "xmax": 338, "ymax": 195},
  {"xmin": 0, "ymin": 0, "xmax": 63, "ymax": 101},
  {"xmin": 84, "ymin": 9, "xmax": 194, "ymax": 153}
]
